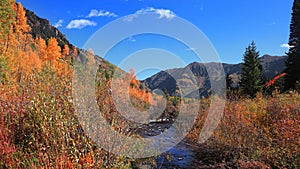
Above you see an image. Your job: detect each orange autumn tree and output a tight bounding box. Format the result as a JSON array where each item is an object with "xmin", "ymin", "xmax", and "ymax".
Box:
[
  {"xmin": 0, "ymin": 1, "xmax": 72, "ymax": 84},
  {"xmin": 128, "ymin": 68, "xmax": 153, "ymax": 108},
  {"xmin": 35, "ymin": 37, "xmax": 47, "ymax": 61},
  {"xmin": 62, "ymin": 44, "xmax": 70, "ymax": 57},
  {"xmin": 2, "ymin": 2, "xmax": 43, "ymax": 83},
  {"xmin": 14, "ymin": 2, "xmax": 30, "ymax": 51},
  {"xmin": 46, "ymin": 37, "xmax": 61, "ymax": 65},
  {"xmin": 46, "ymin": 37, "xmax": 70, "ymax": 75}
]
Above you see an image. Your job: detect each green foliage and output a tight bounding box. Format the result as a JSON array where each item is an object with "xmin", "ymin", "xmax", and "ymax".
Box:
[
  {"xmin": 0, "ymin": 0, "xmax": 15, "ymax": 37},
  {"xmin": 240, "ymin": 41, "xmax": 263, "ymax": 98},
  {"xmin": 0, "ymin": 0, "xmax": 15, "ymax": 55},
  {"xmin": 169, "ymin": 96, "xmax": 180, "ymax": 106},
  {"xmin": 285, "ymin": 0, "xmax": 300, "ymax": 91},
  {"xmin": 0, "ymin": 56, "xmax": 10, "ymax": 84}
]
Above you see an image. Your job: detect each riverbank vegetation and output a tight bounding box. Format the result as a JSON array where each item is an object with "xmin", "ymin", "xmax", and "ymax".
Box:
[
  {"xmin": 1, "ymin": 0, "xmax": 300, "ymax": 168},
  {"xmin": 187, "ymin": 91, "xmax": 300, "ymax": 168}
]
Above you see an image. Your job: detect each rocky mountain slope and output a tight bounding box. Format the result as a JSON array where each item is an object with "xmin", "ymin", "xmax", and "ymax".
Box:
[{"xmin": 143, "ymin": 55, "xmax": 287, "ymax": 96}]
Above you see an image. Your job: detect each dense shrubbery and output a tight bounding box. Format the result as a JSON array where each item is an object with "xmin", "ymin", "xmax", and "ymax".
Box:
[
  {"xmin": 188, "ymin": 92, "xmax": 300, "ymax": 168},
  {"xmin": 1, "ymin": 1, "xmax": 299, "ymax": 168},
  {"xmin": 0, "ymin": 2, "xmax": 134, "ymax": 168}
]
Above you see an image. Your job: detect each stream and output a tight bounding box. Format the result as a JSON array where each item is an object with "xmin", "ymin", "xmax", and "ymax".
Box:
[{"xmin": 132, "ymin": 122, "xmax": 204, "ymax": 169}]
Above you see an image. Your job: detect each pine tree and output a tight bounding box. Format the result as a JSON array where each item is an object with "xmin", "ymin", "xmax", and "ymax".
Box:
[
  {"xmin": 284, "ymin": 0, "xmax": 300, "ymax": 90},
  {"xmin": 240, "ymin": 41, "xmax": 263, "ymax": 98}
]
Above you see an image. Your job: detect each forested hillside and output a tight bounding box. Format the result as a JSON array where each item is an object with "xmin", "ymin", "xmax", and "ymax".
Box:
[{"xmin": 0, "ymin": 1, "xmax": 299, "ymax": 169}]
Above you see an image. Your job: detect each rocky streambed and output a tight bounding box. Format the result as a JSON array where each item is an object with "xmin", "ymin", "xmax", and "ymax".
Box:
[{"xmin": 131, "ymin": 122, "xmax": 239, "ymax": 169}]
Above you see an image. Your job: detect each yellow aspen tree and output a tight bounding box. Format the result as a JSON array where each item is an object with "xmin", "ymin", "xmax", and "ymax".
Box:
[
  {"xmin": 15, "ymin": 50, "xmax": 41, "ymax": 83},
  {"xmin": 35, "ymin": 37, "xmax": 47, "ymax": 62},
  {"xmin": 27, "ymin": 51, "xmax": 41, "ymax": 74},
  {"xmin": 62, "ymin": 44, "xmax": 70, "ymax": 57},
  {"xmin": 11, "ymin": 2, "xmax": 34, "ymax": 83},
  {"xmin": 14, "ymin": 2, "xmax": 30, "ymax": 51},
  {"xmin": 46, "ymin": 37, "xmax": 61, "ymax": 69},
  {"xmin": 16, "ymin": 50, "xmax": 26, "ymax": 82},
  {"xmin": 62, "ymin": 44, "xmax": 70, "ymax": 64}
]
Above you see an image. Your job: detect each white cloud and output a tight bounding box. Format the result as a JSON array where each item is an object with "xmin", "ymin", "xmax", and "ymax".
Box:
[
  {"xmin": 280, "ymin": 43, "xmax": 294, "ymax": 49},
  {"xmin": 53, "ymin": 19, "xmax": 64, "ymax": 28},
  {"xmin": 66, "ymin": 19, "xmax": 97, "ymax": 29},
  {"xmin": 136, "ymin": 7, "xmax": 155, "ymax": 14},
  {"xmin": 87, "ymin": 9, "xmax": 117, "ymax": 18},
  {"xmin": 155, "ymin": 9, "xmax": 176, "ymax": 19},
  {"xmin": 138, "ymin": 7, "xmax": 176, "ymax": 19},
  {"xmin": 124, "ymin": 7, "xmax": 176, "ymax": 21}
]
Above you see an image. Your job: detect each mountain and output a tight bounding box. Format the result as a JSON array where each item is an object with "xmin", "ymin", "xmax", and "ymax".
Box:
[
  {"xmin": 143, "ymin": 55, "xmax": 287, "ymax": 96},
  {"xmin": 24, "ymin": 7, "xmax": 117, "ymax": 71},
  {"xmin": 260, "ymin": 55, "xmax": 287, "ymax": 78},
  {"xmin": 23, "ymin": 7, "xmax": 287, "ymax": 98},
  {"xmin": 25, "ymin": 9, "xmax": 72, "ymax": 48}
]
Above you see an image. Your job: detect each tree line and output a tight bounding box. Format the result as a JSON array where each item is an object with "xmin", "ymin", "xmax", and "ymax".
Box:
[{"xmin": 228, "ymin": 0, "xmax": 300, "ymax": 98}]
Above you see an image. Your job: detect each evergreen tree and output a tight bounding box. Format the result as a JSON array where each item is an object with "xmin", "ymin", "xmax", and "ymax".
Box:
[
  {"xmin": 284, "ymin": 0, "xmax": 300, "ymax": 90},
  {"xmin": 240, "ymin": 41, "xmax": 263, "ymax": 98}
]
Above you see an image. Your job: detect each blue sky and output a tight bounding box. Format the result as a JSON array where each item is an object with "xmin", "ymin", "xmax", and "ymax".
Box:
[{"xmin": 18, "ymin": 0, "xmax": 293, "ymax": 78}]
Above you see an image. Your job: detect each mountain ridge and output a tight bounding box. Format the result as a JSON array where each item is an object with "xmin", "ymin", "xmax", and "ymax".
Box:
[
  {"xmin": 25, "ymin": 8, "xmax": 72, "ymax": 49},
  {"xmin": 24, "ymin": 6, "xmax": 288, "ymax": 97},
  {"xmin": 143, "ymin": 55, "xmax": 287, "ymax": 96}
]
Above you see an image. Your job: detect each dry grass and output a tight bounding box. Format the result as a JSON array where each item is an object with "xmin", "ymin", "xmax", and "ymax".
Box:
[{"xmin": 188, "ymin": 92, "xmax": 300, "ymax": 168}]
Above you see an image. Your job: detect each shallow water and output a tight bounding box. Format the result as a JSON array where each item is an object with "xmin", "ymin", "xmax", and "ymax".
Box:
[
  {"xmin": 133, "ymin": 122, "xmax": 196, "ymax": 169},
  {"xmin": 155, "ymin": 142, "xmax": 194, "ymax": 169}
]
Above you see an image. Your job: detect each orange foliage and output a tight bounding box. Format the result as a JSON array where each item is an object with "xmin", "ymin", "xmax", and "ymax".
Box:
[
  {"xmin": 128, "ymin": 68, "xmax": 153, "ymax": 105},
  {"xmin": 0, "ymin": 1, "xmax": 123, "ymax": 168},
  {"xmin": 35, "ymin": 37, "xmax": 47, "ymax": 60},
  {"xmin": 46, "ymin": 37, "xmax": 61, "ymax": 63},
  {"xmin": 78, "ymin": 152, "xmax": 95, "ymax": 168},
  {"xmin": 14, "ymin": 2, "xmax": 31, "ymax": 51},
  {"xmin": 62, "ymin": 44, "xmax": 70, "ymax": 56},
  {"xmin": 193, "ymin": 93, "xmax": 300, "ymax": 168},
  {"xmin": 265, "ymin": 73, "xmax": 286, "ymax": 88}
]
